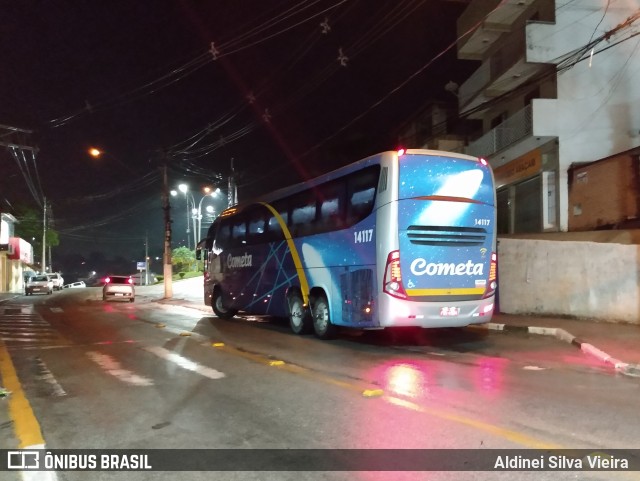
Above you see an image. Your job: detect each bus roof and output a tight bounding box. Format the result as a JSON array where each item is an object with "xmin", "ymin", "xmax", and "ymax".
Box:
[{"xmin": 220, "ymin": 149, "xmax": 483, "ymax": 217}]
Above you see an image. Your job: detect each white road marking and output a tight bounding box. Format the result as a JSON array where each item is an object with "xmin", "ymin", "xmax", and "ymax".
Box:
[
  {"xmin": 35, "ymin": 357, "xmax": 67, "ymax": 397},
  {"xmin": 49, "ymin": 307, "xmax": 64, "ymax": 313},
  {"xmin": 143, "ymin": 345, "xmax": 226, "ymax": 379},
  {"xmin": 86, "ymin": 351, "xmax": 154, "ymax": 386}
]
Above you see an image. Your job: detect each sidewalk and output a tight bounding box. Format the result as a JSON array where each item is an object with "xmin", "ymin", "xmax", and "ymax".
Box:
[{"xmin": 488, "ymin": 313, "xmax": 640, "ymax": 377}]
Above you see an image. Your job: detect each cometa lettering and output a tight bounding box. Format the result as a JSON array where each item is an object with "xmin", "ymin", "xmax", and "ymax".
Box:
[
  {"xmin": 410, "ymin": 259, "xmax": 484, "ymax": 276},
  {"xmin": 227, "ymin": 253, "xmax": 253, "ymax": 269}
]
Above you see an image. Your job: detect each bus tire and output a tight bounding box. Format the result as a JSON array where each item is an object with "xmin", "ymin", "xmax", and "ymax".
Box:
[
  {"xmin": 311, "ymin": 294, "xmax": 337, "ymax": 340},
  {"xmin": 288, "ymin": 291, "xmax": 311, "ymax": 335},
  {"xmin": 212, "ymin": 289, "xmax": 237, "ymax": 320}
]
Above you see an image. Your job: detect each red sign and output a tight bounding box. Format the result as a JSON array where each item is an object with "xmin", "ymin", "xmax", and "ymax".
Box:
[{"xmin": 8, "ymin": 237, "xmax": 33, "ymax": 264}]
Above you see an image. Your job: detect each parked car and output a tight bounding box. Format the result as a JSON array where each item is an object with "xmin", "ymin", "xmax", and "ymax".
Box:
[
  {"xmin": 25, "ymin": 275, "xmax": 53, "ymax": 295},
  {"xmin": 102, "ymin": 275, "xmax": 135, "ymax": 302},
  {"xmin": 47, "ymin": 273, "xmax": 64, "ymax": 291},
  {"xmin": 64, "ymin": 281, "xmax": 86, "ymax": 289}
]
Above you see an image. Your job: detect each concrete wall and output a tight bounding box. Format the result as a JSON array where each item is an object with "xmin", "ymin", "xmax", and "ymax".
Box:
[{"xmin": 498, "ymin": 238, "xmax": 640, "ymax": 324}]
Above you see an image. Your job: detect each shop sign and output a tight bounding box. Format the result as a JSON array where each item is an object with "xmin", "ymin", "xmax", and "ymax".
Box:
[{"xmin": 493, "ymin": 149, "xmax": 542, "ymax": 188}]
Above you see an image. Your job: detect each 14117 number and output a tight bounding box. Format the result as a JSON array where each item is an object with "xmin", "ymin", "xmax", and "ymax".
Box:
[{"xmin": 354, "ymin": 229, "xmax": 373, "ymax": 243}]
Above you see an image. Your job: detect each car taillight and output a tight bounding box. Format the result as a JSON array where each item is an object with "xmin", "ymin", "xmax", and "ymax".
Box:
[
  {"xmin": 104, "ymin": 277, "xmax": 111, "ymax": 284},
  {"xmin": 383, "ymin": 250, "xmax": 408, "ymax": 299},
  {"xmin": 128, "ymin": 278, "xmax": 134, "ymax": 285},
  {"xmin": 483, "ymin": 252, "xmax": 498, "ymax": 299}
]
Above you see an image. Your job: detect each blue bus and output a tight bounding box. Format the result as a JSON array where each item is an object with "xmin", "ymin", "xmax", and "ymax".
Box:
[{"xmin": 201, "ymin": 149, "xmax": 497, "ymax": 339}]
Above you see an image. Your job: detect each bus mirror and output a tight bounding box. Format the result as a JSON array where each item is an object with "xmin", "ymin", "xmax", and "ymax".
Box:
[{"xmin": 195, "ymin": 249, "xmax": 202, "ymax": 260}]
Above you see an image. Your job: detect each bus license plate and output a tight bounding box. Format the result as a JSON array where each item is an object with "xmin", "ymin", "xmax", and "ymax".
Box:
[{"xmin": 440, "ymin": 307, "xmax": 459, "ymax": 317}]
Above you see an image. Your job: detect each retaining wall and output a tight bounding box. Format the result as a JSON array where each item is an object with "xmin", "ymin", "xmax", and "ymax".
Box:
[{"xmin": 497, "ymin": 238, "xmax": 640, "ymax": 324}]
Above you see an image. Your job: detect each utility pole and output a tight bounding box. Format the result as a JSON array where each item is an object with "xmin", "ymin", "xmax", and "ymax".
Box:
[
  {"xmin": 42, "ymin": 198, "xmax": 47, "ymax": 272},
  {"xmin": 161, "ymin": 155, "xmax": 173, "ymax": 298},
  {"xmin": 144, "ymin": 231, "xmax": 149, "ymax": 286}
]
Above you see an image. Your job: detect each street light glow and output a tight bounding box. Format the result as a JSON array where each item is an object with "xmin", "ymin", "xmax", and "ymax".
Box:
[
  {"xmin": 89, "ymin": 148, "xmax": 102, "ymax": 157},
  {"xmin": 178, "ymin": 184, "xmax": 188, "ymax": 193}
]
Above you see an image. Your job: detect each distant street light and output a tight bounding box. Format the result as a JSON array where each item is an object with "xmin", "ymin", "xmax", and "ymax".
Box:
[{"xmin": 87, "ymin": 147, "xmax": 136, "ymax": 174}]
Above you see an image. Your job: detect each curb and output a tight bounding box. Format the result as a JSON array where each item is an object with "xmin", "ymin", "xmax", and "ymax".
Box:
[{"xmin": 477, "ymin": 322, "xmax": 640, "ymax": 378}]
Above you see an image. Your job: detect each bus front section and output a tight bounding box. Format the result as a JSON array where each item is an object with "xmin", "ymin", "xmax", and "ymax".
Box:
[{"xmin": 379, "ymin": 150, "xmax": 497, "ymax": 328}]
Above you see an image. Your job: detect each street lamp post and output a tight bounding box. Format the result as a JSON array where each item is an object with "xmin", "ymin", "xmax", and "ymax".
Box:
[
  {"xmin": 178, "ymin": 184, "xmax": 191, "ymax": 250},
  {"xmin": 195, "ymin": 188, "xmax": 219, "ymax": 244}
]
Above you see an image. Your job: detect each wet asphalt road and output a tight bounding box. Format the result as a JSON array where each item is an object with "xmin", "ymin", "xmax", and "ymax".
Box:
[{"xmin": 0, "ymin": 279, "xmax": 638, "ymax": 481}]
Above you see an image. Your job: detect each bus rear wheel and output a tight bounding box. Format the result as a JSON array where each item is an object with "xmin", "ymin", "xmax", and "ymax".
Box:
[
  {"xmin": 212, "ymin": 290, "xmax": 237, "ymax": 320},
  {"xmin": 311, "ymin": 294, "xmax": 337, "ymax": 340},
  {"xmin": 288, "ymin": 291, "xmax": 311, "ymax": 335}
]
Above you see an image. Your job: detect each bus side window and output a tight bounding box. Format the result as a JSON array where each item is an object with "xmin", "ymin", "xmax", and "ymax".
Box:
[
  {"xmin": 290, "ymin": 191, "xmax": 316, "ymax": 238},
  {"xmin": 264, "ymin": 200, "xmax": 288, "ymax": 242},
  {"xmin": 247, "ymin": 208, "xmax": 266, "ymax": 245},
  {"xmin": 215, "ymin": 221, "xmax": 231, "ymax": 251},
  {"xmin": 318, "ymin": 179, "xmax": 346, "ymax": 232},
  {"xmin": 346, "ymin": 166, "xmax": 379, "ymax": 226},
  {"xmin": 231, "ymin": 217, "xmax": 247, "ymax": 246}
]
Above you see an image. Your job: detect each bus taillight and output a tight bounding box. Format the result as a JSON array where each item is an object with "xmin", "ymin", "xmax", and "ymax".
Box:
[
  {"xmin": 383, "ymin": 250, "xmax": 408, "ymax": 299},
  {"xmin": 483, "ymin": 252, "xmax": 498, "ymax": 298}
]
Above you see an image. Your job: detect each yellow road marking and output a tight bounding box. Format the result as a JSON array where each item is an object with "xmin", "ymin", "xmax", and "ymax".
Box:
[
  {"xmin": 0, "ymin": 338, "xmax": 45, "ymax": 448},
  {"xmin": 406, "ymin": 287, "xmax": 485, "ymax": 296},
  {"xmin": 211, "ymin": 341, "xmax": 567, "ymax": 450},
  {"xmin": 385, "ymin": 396, "xmax": 561, "ymax": 449}
]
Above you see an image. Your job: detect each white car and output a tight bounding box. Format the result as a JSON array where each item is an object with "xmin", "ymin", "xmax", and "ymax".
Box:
[
  {"xmin": 64, "ymin": 281, "xmax": 86, "ymax": 289},
  {"xmin": 102, "ymin": 275, "xmax": 135, "ymax": 302},
  {"xmin": 26, "ymin": 275, "xmax": 53, "ymax": 295},
  {"xmin": 47, "ymin": 273, "xmax": 64, "ymax": 291}
]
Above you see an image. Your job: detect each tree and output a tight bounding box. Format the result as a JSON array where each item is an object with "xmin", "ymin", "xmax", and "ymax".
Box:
[
  {"xmin": 13, "ymin": 205, "xmax": 60, "ymax": 251},
  {"xmin": 172, "ymin": 246, "xmax": 194, "ymax": 273}
]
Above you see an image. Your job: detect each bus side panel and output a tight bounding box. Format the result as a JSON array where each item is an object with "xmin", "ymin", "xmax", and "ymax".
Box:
[
  {"xmin": 295, "ymin": 220, "xmax": 377, "ymax": 328},
  {"xmin": 211, "ymin": 241, "xmax": 297, "ymax": 318}
]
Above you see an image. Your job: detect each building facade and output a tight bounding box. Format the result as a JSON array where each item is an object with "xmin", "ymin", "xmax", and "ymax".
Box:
[
  {"xmin": 457, "ymin": 0, "xmax": 640, "ymax": 234},
  {"xmin": 1, "ymin": 212, "xmax": 34, "ymax": 293}
]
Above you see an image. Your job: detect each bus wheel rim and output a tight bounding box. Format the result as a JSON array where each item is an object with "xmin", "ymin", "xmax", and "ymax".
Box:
[
  {"xmin": 315, "ymin": 303, "xmax": 328, "ymax": 330},
  {"xmin": 216, "ymin": 297, "xmax": 226, "ymax": 313},
  {"xmin": 290, "ymin": 298, "xmax": 303, "ymax": 327}
]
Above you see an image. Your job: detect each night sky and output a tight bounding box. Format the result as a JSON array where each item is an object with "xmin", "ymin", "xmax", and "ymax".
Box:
[{"xmin": 0, "ymin": 0, "xmax": 475, "ymax": 269}]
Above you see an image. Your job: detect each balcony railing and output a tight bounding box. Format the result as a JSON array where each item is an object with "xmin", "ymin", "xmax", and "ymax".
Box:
[{"xmin": 466, "ymin": 104, "xmax": 533, "ymax": 158}]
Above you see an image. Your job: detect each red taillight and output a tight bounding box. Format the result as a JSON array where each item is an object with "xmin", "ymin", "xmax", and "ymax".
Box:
[
  {"xmin": 104, "ymin": 277, "xmax": 111, "ymax": 284},
  {"xmin": 397, "ymin": 148, "xmax": 406, "ymax": 157},
  {"xmin": 128, "ymin": 278, "xmax": 134, "ymax": 285},
  {"xmin": 383, "ymin": 250, "xmax": 408, "ymax": 299},
  {"xmin": 483, "ymin": 252, "xmax": 498, "ymax": 299}
]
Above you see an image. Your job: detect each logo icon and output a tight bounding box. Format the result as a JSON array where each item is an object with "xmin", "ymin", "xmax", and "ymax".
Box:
[
  {"xmin": 479, "ymin": 247, "xmax": 487, "ymax": 258},
  {"xmin": 7, "ymin": 451, "xmax": 40, "ymax": 470}
]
